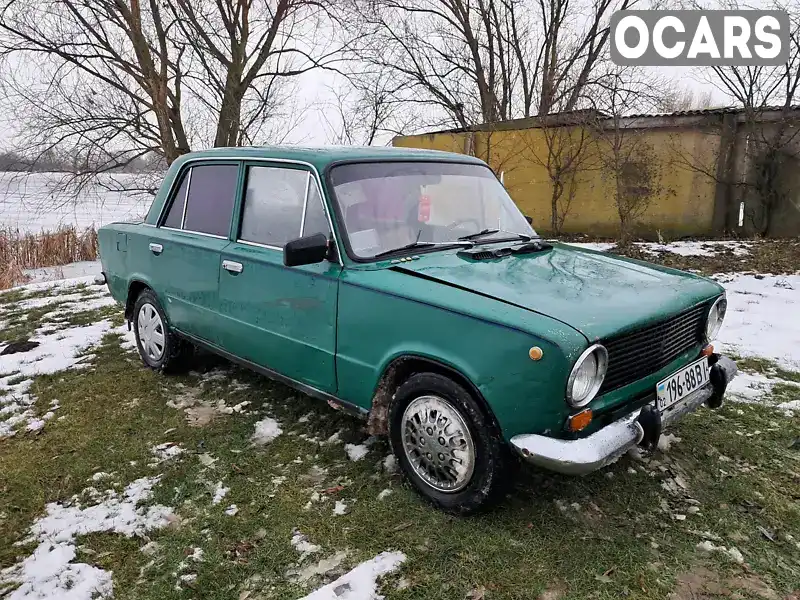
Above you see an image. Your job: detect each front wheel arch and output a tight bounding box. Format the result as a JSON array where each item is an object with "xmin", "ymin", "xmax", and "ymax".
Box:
[{"xmin": 367, "ymin": 354, "xmax": 501, "ymax": 437}]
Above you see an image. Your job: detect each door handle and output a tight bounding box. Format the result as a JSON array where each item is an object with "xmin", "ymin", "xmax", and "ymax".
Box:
[
  {"xmin": 149, "ymin": 243, "xmax": 163, "ymax": 255},
  {"xmin": 222, "ymin": 260, "xmax": 243, "ymax": 274}
]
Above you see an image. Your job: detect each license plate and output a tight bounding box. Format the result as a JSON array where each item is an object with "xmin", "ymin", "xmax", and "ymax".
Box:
[{"xmin": 656, "ymin": 357, "xmax": 710, "ymax": 412}]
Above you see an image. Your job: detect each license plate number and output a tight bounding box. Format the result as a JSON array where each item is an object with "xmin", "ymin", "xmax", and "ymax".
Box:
[{"xmin": 656, "ymin": 357, "xmax": 710, "ymax": 412}]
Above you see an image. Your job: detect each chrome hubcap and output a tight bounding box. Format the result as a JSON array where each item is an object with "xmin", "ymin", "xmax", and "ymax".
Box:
[
  {"xmin": 401, "ymin": 395, "xmax": 475, "ymax": 493},
  {"xmin": 137, "ymin": 303, "xmax": 165, "ymax": 361}
]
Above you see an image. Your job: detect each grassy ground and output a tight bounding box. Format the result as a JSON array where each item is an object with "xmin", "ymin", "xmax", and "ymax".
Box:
[
  {"xmin": 610, "ymin": 238, "xmax": 800, "ymax": 277},
  {"xmin": 1, "ymin": 286, "xmax": 799, "ymax": 600}
]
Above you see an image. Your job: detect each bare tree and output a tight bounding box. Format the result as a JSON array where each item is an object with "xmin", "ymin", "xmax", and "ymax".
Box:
[
  {"xmin": 346, "ymin": 0, "xmax": 638, "ymax": 132},
  {"xmin": 680, "ymin": 0, "xmax": 800, "ymax": 234},
  {"xmin": 321, "ymin": 72, "xmax": 416, "ymax": 145},
  {"xmin": 656, "ymin": 86, "xmax": 717, "ymax": 113},
  {"xmin": 0, "ymin": 0, "xmax": 345, "ymax": 175},
  {"xmin": 594, "ymin": 68, "xmax": 672, "ymax": 244}
]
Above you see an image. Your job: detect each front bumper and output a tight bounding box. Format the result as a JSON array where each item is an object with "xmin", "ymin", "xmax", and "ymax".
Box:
[{"xmin": 510, "ymin": 355, "xmax": 737, "ymax": 475}]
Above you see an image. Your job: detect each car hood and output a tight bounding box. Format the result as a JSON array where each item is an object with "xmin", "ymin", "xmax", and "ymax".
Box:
[{"xmin": 389, "ymin": 243, "xmax": 723, "ymax": 341}]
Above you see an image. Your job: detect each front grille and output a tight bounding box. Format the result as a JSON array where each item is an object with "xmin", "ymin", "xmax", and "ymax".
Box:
[{"xmin": 599, "ymin": 302, "xmax": 708, "ymax": 394}]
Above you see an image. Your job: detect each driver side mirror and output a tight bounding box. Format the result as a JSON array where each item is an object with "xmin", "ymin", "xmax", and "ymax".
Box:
[
  {"xmin": 524, "ymin": 215, "xmax": 533, "ymax": 224},
  {"xmin": 284, "ymin": 233, "xmax": 329, "ymax": 267}
]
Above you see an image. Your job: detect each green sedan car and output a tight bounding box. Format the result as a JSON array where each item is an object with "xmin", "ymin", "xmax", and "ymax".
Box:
[{"xmin": 97, "ymin": 146, "xmax": 737, "ymax": 513}]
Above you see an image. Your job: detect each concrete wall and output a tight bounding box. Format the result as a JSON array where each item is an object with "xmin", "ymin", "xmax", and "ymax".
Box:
[{"xmin": 394, "ymin": 125, "xmax": 722, "ymax": 238}]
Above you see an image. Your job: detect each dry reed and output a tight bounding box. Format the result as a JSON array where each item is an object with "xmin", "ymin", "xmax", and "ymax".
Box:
[{"xmin": 0, "ymin": 225, "xmax": 98, "ymax": 289}]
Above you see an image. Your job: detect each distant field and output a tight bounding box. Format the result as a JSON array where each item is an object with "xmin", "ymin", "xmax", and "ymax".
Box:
[{"xmin": 0, "ymin": 171, "xmax": 153, "ymax": 233}]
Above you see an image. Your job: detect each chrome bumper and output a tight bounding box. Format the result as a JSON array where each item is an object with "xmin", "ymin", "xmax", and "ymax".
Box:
[{"xmin": 510, "ymin": 355, "xmax": 738, "ymax": 476}]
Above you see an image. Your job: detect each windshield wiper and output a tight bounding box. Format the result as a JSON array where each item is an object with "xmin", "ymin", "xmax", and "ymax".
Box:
[
  {"xmin": 373, "ymin": 240, "xmax": 472, "ymax": 259},
  {"xmin": 458, "ymin": 228, "xmax": 499, "ymax": 241},
  {"xmin": 458, "ymin": 229, "xmax": 536, "ymax": 242}
]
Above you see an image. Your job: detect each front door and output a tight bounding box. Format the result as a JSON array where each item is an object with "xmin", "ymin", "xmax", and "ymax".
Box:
[
  {"xmin": 217, "ymin": 163, "xmax": 340, "ymax": 393},
  {"xmin": 150, "ymin": 162, "xmax": 240, "ymax": 344}
]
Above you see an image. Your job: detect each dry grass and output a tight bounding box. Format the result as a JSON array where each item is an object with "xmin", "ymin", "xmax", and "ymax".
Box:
[{"xmin": 0, "ymin": 226, "xmax": 98, "ymax": 289}]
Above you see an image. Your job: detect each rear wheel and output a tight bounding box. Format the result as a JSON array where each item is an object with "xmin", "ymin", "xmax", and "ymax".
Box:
[
  {"xmin": 389, "ymin": 372, "xmax": 511, "ymax": 514},
  {"xmin": 132, "ymin": 289, "xmax": 191, "ymax": 373}
]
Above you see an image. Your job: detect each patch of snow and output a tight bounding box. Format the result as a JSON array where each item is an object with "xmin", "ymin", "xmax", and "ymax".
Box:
[
  {"xmin": 638, "ymin": 240, "xmax": 751, "ymax": 257},
  {"xmin": 22, "ymin": 261, "xmax": 103, "ymax": 286},
  {"xmin": 289, "ymin": 551, "xmax": 349, "ymax": 585},
  {"xmin": 150, "ymin": 443, "xmax": 184, "ymax": 464},
  {"xmin": 0, "ymin": 477, "xmax": 173, "ymax": 600},
  {"xmin": 382, "ymin": 455, "xmax": 397, "ymax": 474},
  {"xmin": 778, "ymin": 399, "xmax": 800, "ymax": 413},
  {"xmin": 187, "ymin": 548, "xmax": 203, "ymax": 562},
  {"xmin": 333, "ymin": 500, "xmax": 348, "ymax": 516},
  {"xmin": 89, "ymin": 472, "xmax": 113, "ymax": 483},
  {"xmin": 112, "ymin": 323, "xmax": 137, "ymax": 352},
  {"xmin": 291, "ymin": 530, "xmax": 322, "ymax": 560},
  {"xmin": 696, "ymin": 540, "xmax": 745, "ymax": 564},
  {"xmin": 344, "ymin": 443, "xmax": 369, "ymax": 462},
  {"xmin": 197, "ymin": 453, "xmax": 217, "ymax": 468},
  {"xmin": 211, "ymin": 482, "xmax": 229, "ymax": 505},
  {"xmin": 377, "ymin": 489, "xmax": 392, "ymax": 500},
  {"xmin": 298, "ymin": 551, "xmax": 406, "ymax": 600},
  {"xmin": 323, "ymin": 431, "xmax": 342, "ymax": 445},
  {"xmin": 657, "ymin": 433, "xmax": 681, "ymax": 452},
  {"xmin": 0, "ymin": 319, "xmax": 113, "ymax": 438},
  {"xmin": 716, "ymin": 273, "xmax": 800, "ymax": 371},
  {"xmin": 224, "ymin": 504, "xmax": 238, "ymax": 516},
  {"xmin": 252, "ymin": 416, "xmax": 283, "ymax": 445}
]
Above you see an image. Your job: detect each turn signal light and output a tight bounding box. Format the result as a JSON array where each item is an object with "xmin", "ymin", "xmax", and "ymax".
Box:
[
  {"xmin": 701, "ymin": 344, "xmax": 714, "ymax": 357},
  {"xmin": 567, "ymin": 409, "xmax": 593, "ymax": 432}
]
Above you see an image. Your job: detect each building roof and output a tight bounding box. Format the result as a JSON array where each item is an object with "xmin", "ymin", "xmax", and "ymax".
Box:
[{"xmin": 397, "ymin": 105, "xmax": 800, "ymax": 138}]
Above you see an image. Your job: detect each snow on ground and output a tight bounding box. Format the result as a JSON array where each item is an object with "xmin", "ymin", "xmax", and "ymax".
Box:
[
  {"xmin": 149, "ymin": 443, "xmax": 184, "ymax": 465},
  {"xmin": 0, "ymin": 477, "xmax": 174, "ymax": 600},
  {"xmin": 252, "ymin": 416, "xmax": 283, "ymax": 445},
  {"xmin": 715, "ymin": 273, "xmax": 800, "ymax": 371},
  {"xmin": 291, "ymin": 530, "xmax": 322, "ymax": 560},
  {"xmin": 638, "ymin": 240, "xmax": 751, "ymax": 257},
  {"xmin": 211, "ymin": 482, "xmax": 229, "ymax": 505},
  {"xmin": 298, "ymin": 551, "xmax": 406, "ymax": 600},
  {"xmin": 560, "ymin": 240, "xmax": 752, "ymax": 257},
  {"xmin": 0, "ymin": 320, "xmax": 114, "ymax": 438},
  {"xmin": 344, "ymin": 443, "xmax": 369, "ymax": 462},
  {"xmin": 22, "ymin": 261, "xmax": 102, "ymax": 286}
]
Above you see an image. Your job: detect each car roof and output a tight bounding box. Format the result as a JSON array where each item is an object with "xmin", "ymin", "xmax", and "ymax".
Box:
[{"xmin": 172, "ymin": 145, "xmax": 487, "ymax": 171}]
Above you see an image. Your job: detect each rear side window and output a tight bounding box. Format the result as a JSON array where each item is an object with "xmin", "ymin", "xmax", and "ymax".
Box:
[
  {"xmin": 239, "ymin": 166, "xmax": 309, "ymax": 247},
  {"xmin": 182, "ymin": 164, "xmax": 239, "ymax": 237},
  {"xmin": 162, "ymin": 172, "xmax": 189, "ymax": 229}
]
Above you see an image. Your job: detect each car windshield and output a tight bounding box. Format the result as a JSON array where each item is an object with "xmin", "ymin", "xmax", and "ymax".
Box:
[{"xmin": 329, "ymin": 161, "xmax": 537, "ymax": 259}]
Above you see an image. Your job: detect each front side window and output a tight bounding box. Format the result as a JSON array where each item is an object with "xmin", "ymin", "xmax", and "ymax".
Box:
[
  {"xmin": 329, "ymin": 161, "xmax": 536, "ymax": 259},
  {"xmin": 239, "ymin": 166, "xmax": 330, "ymax": 248}
]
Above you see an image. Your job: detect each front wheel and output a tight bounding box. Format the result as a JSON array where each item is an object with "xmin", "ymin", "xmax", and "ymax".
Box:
[{"xmin": 389, "ymin": 372, "xmax": 511, "ymax": 514}]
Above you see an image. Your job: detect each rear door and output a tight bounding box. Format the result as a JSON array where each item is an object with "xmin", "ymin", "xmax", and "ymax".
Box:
[
  {"xmin": 217, "ymin": 162, "xmax": 341, "ymax": 393},
  {"xmin": 149, "ymin": 162, "xmax": 240, "ymax": 344}
]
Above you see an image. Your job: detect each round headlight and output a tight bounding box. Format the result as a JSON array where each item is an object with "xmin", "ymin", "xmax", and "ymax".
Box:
[
  {"xmin": 705, "ymin": 295, "xmax": 727, "ymax": 342},
  {"xmin": 566, "ymin": 344, "xmax": 608, "ymax": 407}
]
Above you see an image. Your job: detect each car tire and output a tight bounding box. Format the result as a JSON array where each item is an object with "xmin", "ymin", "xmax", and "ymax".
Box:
[
  {"xmin": 132, "ymin": 289, "xmax": 191, "ymax": 373},
  {"xmin": 389, "ymin": 372, "xmax": 511, "ymax": 514}
]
